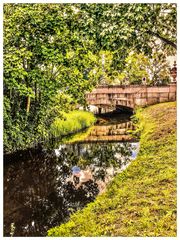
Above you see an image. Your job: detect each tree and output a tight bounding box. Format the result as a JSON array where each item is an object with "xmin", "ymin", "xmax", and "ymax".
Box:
[
  {"xmin": 77, "ymin": 3, "xmax": 176, "ymax": 71},
  {"xmin": 3, "ymin": 4, "xmax": 101, "ymax": 152},
  {"xmin": 117, "ymin": 53, "xmax": 151, "ymax": 85},
  {"xmin": 148, "ymin": 52, "xmax": 171, "ymax": 85},
  {"xmin": 114, "ymin": 51, "xmax": 171, "ymax": 85},
  {"xmin": 99, "ymin": 4, "xmax": 176, "ymax": 51}
]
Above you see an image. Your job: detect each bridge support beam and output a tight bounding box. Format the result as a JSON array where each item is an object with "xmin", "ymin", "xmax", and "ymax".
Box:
[{"xmin": 98, "ymin": 107, "xmax": 102, "ymax": 114}]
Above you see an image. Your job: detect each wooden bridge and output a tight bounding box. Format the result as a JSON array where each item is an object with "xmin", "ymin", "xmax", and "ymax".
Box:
[{"xmin": 86, "ymin": 84, "xmax": 176, "ymax": 113}]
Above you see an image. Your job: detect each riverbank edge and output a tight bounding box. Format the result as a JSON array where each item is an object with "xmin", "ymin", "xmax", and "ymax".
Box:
[
  {"xmin": 47, "ymin": 102, "xmax": 176, "ymax": 237},
  {"xmin": 4, "ymin": 110, "xmax": 96, "ymax": 155}
]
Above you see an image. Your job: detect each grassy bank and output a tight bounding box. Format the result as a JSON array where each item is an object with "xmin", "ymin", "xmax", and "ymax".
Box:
[
  {"xmin": 50, "ymin": 110, "xmax": 96, "ymax": 138},
  {"xmin": 48, "ymin": 102, "xmax": 176, "ymax": 237}
]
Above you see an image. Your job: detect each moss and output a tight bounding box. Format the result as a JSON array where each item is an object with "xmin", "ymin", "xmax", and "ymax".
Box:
[{"xmin": 47, "ymin": 102, "xmax": 176, "ymax": 237}]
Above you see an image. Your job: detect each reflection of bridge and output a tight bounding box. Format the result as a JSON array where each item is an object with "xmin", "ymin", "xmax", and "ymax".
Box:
[
  {"xmin": 79, "ymin": 121, "xmax": 136, "ymax": 143},
  {"xmin": 86, "ymin": 84, "xmax": 176, "ymax": 113}
]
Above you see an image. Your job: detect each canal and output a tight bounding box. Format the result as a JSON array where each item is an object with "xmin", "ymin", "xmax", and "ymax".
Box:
[{"xmin": 4, "ymin": 112, "xmax": 139, "ymax": 237}]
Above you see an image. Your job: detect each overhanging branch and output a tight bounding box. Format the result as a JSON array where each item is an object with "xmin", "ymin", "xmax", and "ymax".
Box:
[{"xmin": 147, "ymin": 30, "xmax": 177, "ymax": 50}]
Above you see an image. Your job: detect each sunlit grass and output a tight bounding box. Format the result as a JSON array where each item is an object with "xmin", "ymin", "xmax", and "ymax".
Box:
[
  {"xmin": 50, "ymin": 110, "xmax": 96, "ymax": 138},
  {"xmin": 48, "ymin": 102, "xmax": 176, "ymax": 237}
]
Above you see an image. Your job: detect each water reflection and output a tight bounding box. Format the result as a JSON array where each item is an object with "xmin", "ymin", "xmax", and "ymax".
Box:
[
  {"xmin": 4, "ymin": 113, "xmax": 139, "ymax": 237},
  {"xmin": 83, "ymin": 121, "xmax": 135, "ymax": 142},
  {"xmin": 4, "ymin": 142, "xmax": 139, "ymax": 237}
]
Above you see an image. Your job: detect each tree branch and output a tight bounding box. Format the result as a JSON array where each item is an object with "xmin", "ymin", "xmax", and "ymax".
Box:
[{"xmin": 147, "ymin": 30, "xmax": 177, "ymax": 49}]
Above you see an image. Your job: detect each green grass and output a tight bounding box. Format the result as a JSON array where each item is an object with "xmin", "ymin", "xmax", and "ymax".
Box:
[
  {"xmin": 47, "ymin": 102, "xmax": 176, "ymax": 237},
  {"xmin": 50, "ymin": 110, "xmax": 96, "ymax": 138}
]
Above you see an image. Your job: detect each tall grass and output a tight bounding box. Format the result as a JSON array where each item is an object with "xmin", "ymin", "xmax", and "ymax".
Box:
[{"xmin": 50, "ymin": 110, "xmax": 96, "ymax": 138}]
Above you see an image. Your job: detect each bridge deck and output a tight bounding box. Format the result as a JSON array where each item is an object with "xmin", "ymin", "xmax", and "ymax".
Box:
[{"xmin": 86, "ymin": 84, "xmax": 176, "ymax": 109}]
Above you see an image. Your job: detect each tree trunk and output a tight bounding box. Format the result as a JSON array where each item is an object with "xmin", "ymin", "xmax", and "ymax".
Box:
[{"xmin": 26, "ymin": 96, "xmax": 31, "ymax": 113}]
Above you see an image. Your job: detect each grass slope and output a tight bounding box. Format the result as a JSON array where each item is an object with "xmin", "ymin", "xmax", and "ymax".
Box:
[{"xmin": 48, "ymin": 102, "xmax": 177, "ymax": 237}]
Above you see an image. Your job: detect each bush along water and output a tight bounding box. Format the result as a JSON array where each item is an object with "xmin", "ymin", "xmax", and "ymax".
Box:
[{"xmin": 47, "ymin": 102, "xmax": 176, "ymax": 237}]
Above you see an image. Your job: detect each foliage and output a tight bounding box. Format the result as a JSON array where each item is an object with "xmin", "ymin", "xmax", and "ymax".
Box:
[
  {"xmin": 99, "ymin": 3, "xmax": 177, "ymax": 53},
  {"xmin": 78, "ymin": 3, "xmax": 176, "ymax": 69},
  {"xmin": 116, "ymin": 52, "xmax": 171, "ymax": 85},
  {"xmin": 47, "ymin": 102, "xmax": 176, "ymax": 237},
  {"xmin": 3, "ymin": 4, "xmax": 100, "ymax": 153},
  {"xmin": 148, "ymin": 51, "xmax": 171, "ymax": 85},
  {"xmin": 50, "ymin": 111, "xmax": 96, "ymax": 138},
  {"xmin": 117, "ymin": 53, "xmax": 151, "ymax": 85}
]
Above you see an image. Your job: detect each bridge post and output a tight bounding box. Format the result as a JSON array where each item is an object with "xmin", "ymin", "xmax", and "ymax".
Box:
[
  {"xmin": 170, "ymin": 61, "xmax": 177, "ymax": 83},
  {"xmin": 98, "ymin": 107, "xmax": 102, "ymax": 114}
]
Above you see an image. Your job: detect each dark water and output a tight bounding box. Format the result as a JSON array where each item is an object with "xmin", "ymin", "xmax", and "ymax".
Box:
[{"xmin": 4, "ymin": 113, "xmax": 139, "ymax": 237}]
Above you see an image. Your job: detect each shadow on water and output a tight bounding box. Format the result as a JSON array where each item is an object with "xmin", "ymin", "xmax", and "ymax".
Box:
[{"xmin": 4, "ymin": 112, "xmax": 139, "ymax": 237}]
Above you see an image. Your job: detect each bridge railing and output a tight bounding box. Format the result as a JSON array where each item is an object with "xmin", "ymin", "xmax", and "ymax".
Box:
[{"xmin": 86, "ymin": 84, "xmax": 176, "ymax": 109}]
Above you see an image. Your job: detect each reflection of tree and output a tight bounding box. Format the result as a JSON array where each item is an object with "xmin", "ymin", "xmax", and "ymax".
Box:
[
  {"xmin": 56, "ymin": 142, "xmax": 132, "ymax": 170},
  {"xmin": 55, "ymin": 142, "xmax": 133, "ymax": 185},
  {"xmin": 63, "ymin": 180, "xmax": 99, "ymax": 212}
]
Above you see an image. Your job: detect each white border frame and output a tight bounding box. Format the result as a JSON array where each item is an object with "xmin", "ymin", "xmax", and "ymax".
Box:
[{"xmin": 1, "ymin": 1, "xmax": 179, "ymax": 239}]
